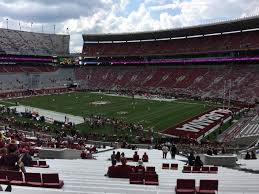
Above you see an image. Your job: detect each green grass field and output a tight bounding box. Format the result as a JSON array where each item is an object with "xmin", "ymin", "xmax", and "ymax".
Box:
[{"xmin": 4, "ymin": 92, "xmax": 213, "ymax": 133}]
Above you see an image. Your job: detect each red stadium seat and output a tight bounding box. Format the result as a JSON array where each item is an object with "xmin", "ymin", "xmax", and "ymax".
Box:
[
  {"xmin": 201, "ymin": 166, "xmax": 210, "ymax": 173},
  {"xmin": 6, "ymin": 171, "xmax": 25, "ymax": 186},
  {"xmin": 0, "ymin": 171, "xmax": 9, "ymax": 184},
  {"xmin": 30, "ymin": 160, "xmax": 39, "ymax": 167},
  {"xmin": 196, "ymin": 180, "xmax": 218, "ymax": 194},
  {"xmin": 192, "ymin": 166, "xmax": 201, "ymax": 173},
  {"xmin": 182, "ymin": 166, "xmax": 192, "ymax": 173},
  {"xmin": 129, "ymin": 173, "xmax": 144, "ymax": 184},
  {"xmin": 24, "ymin": 172, "xmax": 43, "ymax": 187},
  {"xmin": 144, "ymin": 173, "xmax": 159, "ymax": 185},
  {"xmin": 146, "ymin": 166, "xmax": 155, "ymax": 172},
  {"xmin": 171, "ymin": 163, "xmax": 178, "ymax": 170},
  {"xmin": 162, "ymin": 163, "xmax": 170, "ymax": 169},
  {"xmin": 175, "ymin": 179, "xmax": 195, "ymax": 194},
  {"xmin": 126, "ymin": 157, "xmax": 134, "ymax": 162},
  {"xmin": 42, "ymin": 173, "xmax": 64, "ymax": 189},
  {"xmin": 39, "ymin": 161, "xmax": 49, "ymax": 168},
  {"xmin": 209, "ymin": 167, "xmax": 218, "ymax": 174}
]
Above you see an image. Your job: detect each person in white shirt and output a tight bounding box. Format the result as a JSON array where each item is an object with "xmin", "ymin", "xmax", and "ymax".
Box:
[{"xmin": 162, "ymin": 145, "xmax": 169, "ymax": 159}]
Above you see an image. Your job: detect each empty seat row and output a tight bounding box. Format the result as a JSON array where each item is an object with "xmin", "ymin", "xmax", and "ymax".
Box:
[
  {"xmin": 162, "ymin": 163, "xmax": 178, "ymax": 170},
  {"xmin": 175, "ymin": 179, "xmax": 218, "ymax": 194},
  {"xmin": 0, "ymin": 170, "xmax": 64, "ymax": 189},
  {"xmin": 182, "ymin": 166, "xmax": 218, "ymax": 173},
  {"xmin": 129, "ymin": 172, "xmax": 159, "ymax": 185},
  {"xmin": 30, "ymin": 160, "xmax": 49, "ymax": 168}
]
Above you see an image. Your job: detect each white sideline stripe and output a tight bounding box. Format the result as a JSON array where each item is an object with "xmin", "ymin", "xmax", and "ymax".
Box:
[{"xmin": 10, "ymin": 105, "xmax": 84, "ymax": 125}]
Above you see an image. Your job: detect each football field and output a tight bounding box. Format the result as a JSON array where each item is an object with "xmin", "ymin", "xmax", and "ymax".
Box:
[{"xmin": 5, "ymin": 92, "xmax": 212, "ymax": 133}]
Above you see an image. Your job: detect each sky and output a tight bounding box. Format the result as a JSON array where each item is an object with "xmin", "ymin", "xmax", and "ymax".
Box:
[{"xmin": 0, "ymin": 0, "xmax": 258, "ymax": 53}]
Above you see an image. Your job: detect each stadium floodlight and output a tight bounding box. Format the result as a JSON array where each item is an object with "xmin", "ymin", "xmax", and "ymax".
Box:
[
  {"xmin": 31, "ymin": 22, "xmax": 33, "ymax": 32},
  {"xmin": 6, "ymin": 18, "xmax": 8, "ymax": 29}
]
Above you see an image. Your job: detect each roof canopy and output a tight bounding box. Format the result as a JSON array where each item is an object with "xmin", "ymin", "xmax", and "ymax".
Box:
[{"xmin": 83, "ymin": 16, "xmax": 259, "ymax": 42}]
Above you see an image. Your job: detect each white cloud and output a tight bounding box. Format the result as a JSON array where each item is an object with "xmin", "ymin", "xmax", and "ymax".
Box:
[{"xmin": 0, "ymin": 0, "xmax": 259, "ymax": 53}]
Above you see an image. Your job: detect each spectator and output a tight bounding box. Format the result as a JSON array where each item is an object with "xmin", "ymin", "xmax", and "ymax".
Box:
[
  {"xmin": 133, "ymin": 151, "xmax": 139, "ymax": 162},
  {"xmin": 105, "ymin": 159, "xmax": 117, "ymax": 177},
  {"xmin": 213, "ymin": 148, "xmax": 218, "ymax": 155},
  {"xmin": 5, "ymin": 142, "xmax": 26, "ymax": 173},
  {"xmin": 221, "ymin": 147, "xmax": 226, "ymax": 154},
  {"xmin": 111, "ymin": 151, "xmax": 116, "ymax": 161},
  {"xmin": 118, "ymin": 156, "xmax": 133, "ymax": 178},
  {"xmin": 115, "ymin": 151, "xmax": 121, "ymax": 162},
  {"xmin": 251, "ymin": 151, "xmax": 257, "ymax": 159},
  {"xmin": 120, "ymin": 152, "xmax": 127, "ymax": 164},
  {"xmin": 134, "ymin": 160, "xmax": 145, "ymax": 173},
  {"xmin": 0, "ymin": 148, "xmax": 7, "ymax": 169},
  {"xmin": 142, "ymin": 152, "xmax": 148, "ymax": 162},
  {"xmin": 187, "ymin": 152, "xmax": 195, "ymax": 166},
  {"xmin": 194, "ymin": 156, "xmax": 203, "ymax": 167},
  {"xmin": 21, "ymin": 149, "xmax": 32, "ymax": 167},
  {"xmin": 206, "ymin": 148, "xmax": 213, "ymax": 156},
  {"xmin": 162, "ymin": 145, "xmax": 169, "ymax": 159},
  {"xmin": 5, "ymin": 184, "xmax": 12, "ymax": 192},
  {"xmin": 245, "ymin": 151, "xmax": 251, "ymax": 160},
  {"xmin": 170, "ymin": 144, "xmax": 177, "ymax": 159},
  {"xmin": 85, "ymin": 151, "xmax": 96, "ymax": 159}
]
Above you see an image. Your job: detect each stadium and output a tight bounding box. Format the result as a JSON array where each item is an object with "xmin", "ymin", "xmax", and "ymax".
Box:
[{"xmin": 0, "ymin": 6, "xmax": 258, "ymax": 194}]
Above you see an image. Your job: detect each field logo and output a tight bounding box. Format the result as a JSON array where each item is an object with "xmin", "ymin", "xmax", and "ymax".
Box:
[
  {"xmin": 163, "ymin": 108, "xmax": 232, "ymax": 140},
  {"xmin": 176, "ymin": 109, "xmax": 231, "ymax": 132}
]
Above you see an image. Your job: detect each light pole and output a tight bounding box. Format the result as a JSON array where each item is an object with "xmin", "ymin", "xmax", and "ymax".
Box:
[
  {"xmin": 6, "ymin": 18, "xmax": 8, "ymax": 29},
  {"xmin": 30, "ymin": 22, "xmax": 33, "ymax": 32},
  {"xmin": 54, "ymin": 24, "xmax": 56, "ymax": 34}
]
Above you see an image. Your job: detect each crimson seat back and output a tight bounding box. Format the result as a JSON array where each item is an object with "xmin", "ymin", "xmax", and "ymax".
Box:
[
  {"xmin": 176, "ymin": 179, "xmax": 195, "ymax": 190},
  {"xmin": 201, "ymin": 166, "xmax": 210, "ymax": 172},
  {"xmin": 0, "ymin": 170, "xmax": 9, "ymax": 184},
  {"xmin": 183, "ymin": 166, "xmax": 191, "ymax": 172},
  {"xmin": 146, "ymin": 166, "xmax": 155, "ymax": 172},
  {"xmin": 192, "ymin": 166, "xmax": 201, "ymax": 172},
  {"xmin": 129, "ymin": 173, "xmax": 143, "ymax": 184},
  {"xmin": 25, "ymin": 172, "xmax": 42, "ymax": 183},
  {"xmin": 171, "ymin": 163, "xmax": 178, "ymax": 169},
  {"xmin": 108, "ymin": 166, "xmax": 120, "ymax": 178},
  {"xmin": 210, "ymin": 166, "xmax": 218, "ymax": 173},
  {"xmin": 0, "ymin": 170, "xmax": 7, "ymax": 179},
  {"xmin": 42, "ymin": 173, "xmax": 59, "ymax": 183},
  {"xmin": 39, "ymin": 161, "xmax": 47, "ymax": 166},
  {"xmin": 30, "ymin": 160, "xmax": 38, "ymax": 166},
  {"xmin": 162, "ymin": 163, "xmax": 169, "ymax": 169},
  {"xmin": 200, "ymin": 179, "xmax": 218, "ymax": 191},
  {"xmin": 144, "ymin": 173, "xmax": 159, "ymax": 185},
  {"xmin": 42, "ymin": 173, "xmax": 64, "ymax": 189},
  {"xmin": 6, "ymin": 171, "xmax": 23, "ymax": 181}
]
